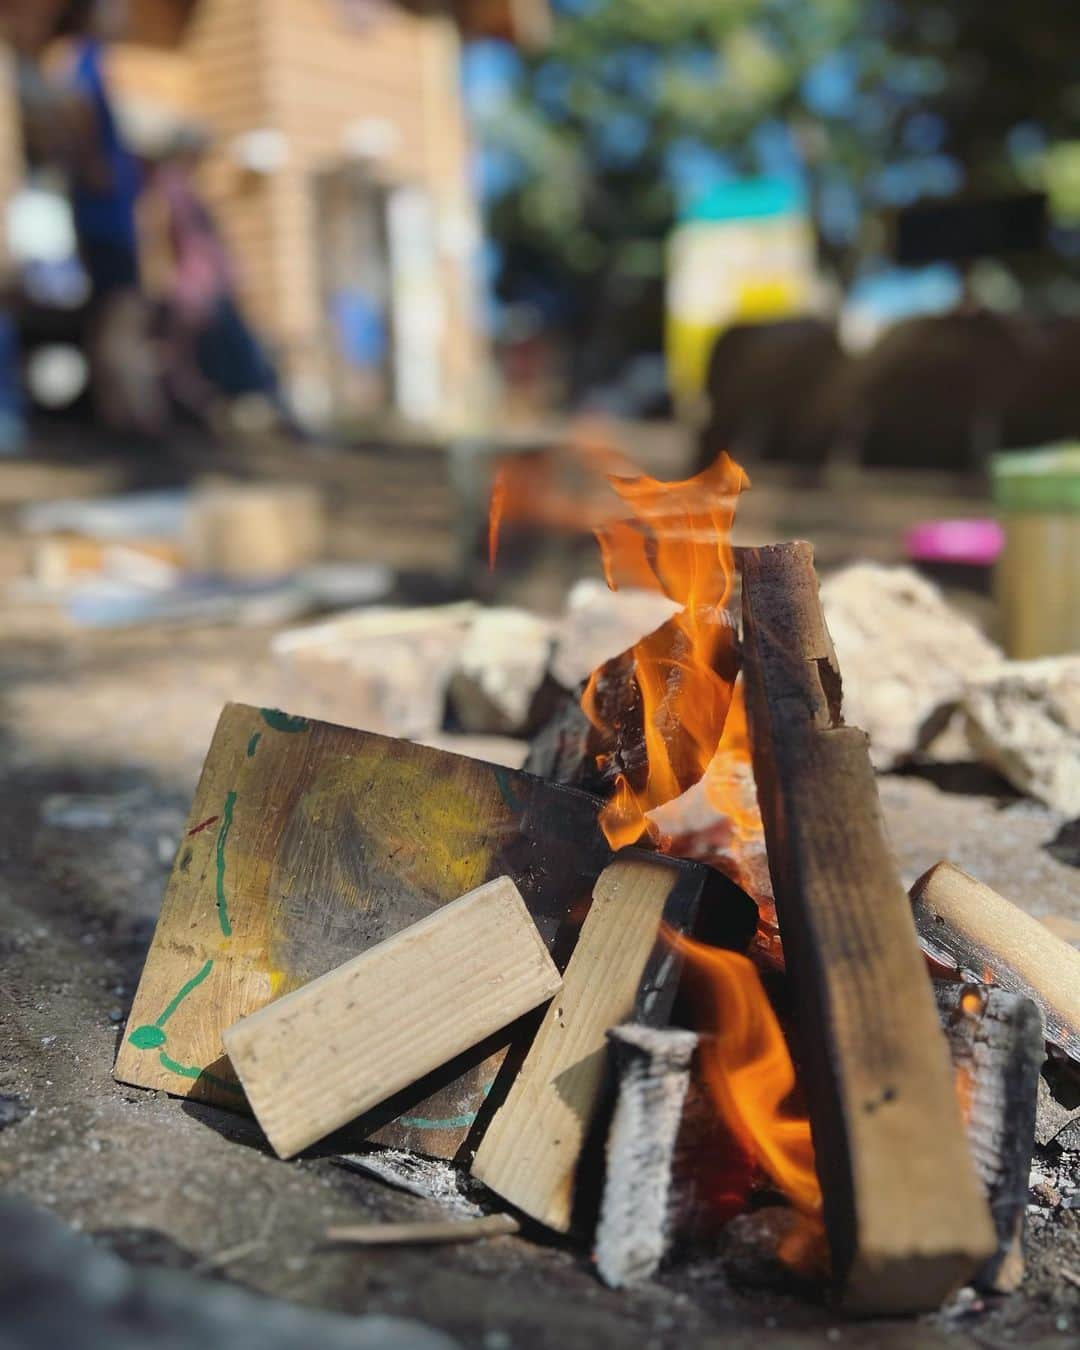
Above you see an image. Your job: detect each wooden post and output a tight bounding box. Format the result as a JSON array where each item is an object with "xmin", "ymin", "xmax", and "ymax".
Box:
[
  {"xmin": 470, "ymin": 856, "xmax": 701, "ymax": 1233},
  {"xmin": 913, "ymin": 862, "xmax": 1080, "ymax": 1062},
  {"xmin": 739, "ymin": 542, "xmax": 995, "ymax": 1313},
  {"xmin": 223, "ymin": 877, "xmax": 562, "ymax": 1158}
]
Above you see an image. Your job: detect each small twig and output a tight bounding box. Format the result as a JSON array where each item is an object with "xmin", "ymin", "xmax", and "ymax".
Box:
[
  {"xmin": 326, "ymin": 1214, "xmax": 520, "ymax": 1246},
  {"xmin": 1063, "ymin": 1268, "xmax": 1080, "ymax": 1290}
]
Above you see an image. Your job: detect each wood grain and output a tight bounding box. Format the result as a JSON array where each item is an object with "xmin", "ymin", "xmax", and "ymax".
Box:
[
  {"xmin": 115, "ymin": 702, "xmax": 615, "ymax": 1157},
  {"xmin": 224, "ymin": 877, "xmax": 562, "ymax": 1158},
  {"xmin": 470, "ymin": 857, "xmax": 696, "ymax": 1233},
  {"xmin": 913, "ymin": 861, "xmax": 1080, "ymax": 1062},
  {"xmin": 739, "ymin": 542, "xmax": 996, "ymax": 1314}
]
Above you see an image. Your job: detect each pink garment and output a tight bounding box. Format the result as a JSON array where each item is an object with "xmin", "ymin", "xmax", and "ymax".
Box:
[{"xmin": 157, "ymin": 165, "xmax": 233, "ymax": 324}]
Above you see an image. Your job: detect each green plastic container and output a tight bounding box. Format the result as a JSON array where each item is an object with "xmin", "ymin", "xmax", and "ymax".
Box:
[{"xmin": 992, "ymin": 444, "xmax": 1080, "ymax": 658}]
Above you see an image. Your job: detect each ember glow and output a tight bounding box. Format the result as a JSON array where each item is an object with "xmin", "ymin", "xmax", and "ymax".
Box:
[{"xmin": 667, "ymin": 928, "xmax": 821, "ymax": 1216}]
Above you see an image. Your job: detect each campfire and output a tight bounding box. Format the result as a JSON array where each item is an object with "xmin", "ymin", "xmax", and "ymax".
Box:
[{"xmin": 115, "ymin": 445, "xmax": 1078, "ymax": 1318}]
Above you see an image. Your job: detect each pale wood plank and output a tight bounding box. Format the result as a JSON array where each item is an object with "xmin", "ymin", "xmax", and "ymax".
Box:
[
  {"xmin": 224, "ymin": 877, "xmax": 562, "ymax": 1158},
  {"xmin": 913, "ymin": 861, "xmax": 1080, "ymax": 1062},
  {"xmin": 470, "ymin": 857, "xmax": 684, "ymax": 1233}
]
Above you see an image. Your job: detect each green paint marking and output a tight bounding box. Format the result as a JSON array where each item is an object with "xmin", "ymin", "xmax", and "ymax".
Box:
[
  {"xmin": 491, "ymin": 766, "xmax": 522, "ymax": 813},
  {"xmin": 399, "ymin": 1080, "xmax": 494, "ymax": 1131},
  {"xmin": 259, "ymin": 708, "xmax": 310, "ymax": 734},
  {"xmin": 129, "ymin": 1024, "xmax": 166, "ymax": 1049},
  {"xmin": 398, "ymin": 1107, "xmax": 480, "ymax": 1130},
  {"xmin": 154, "ymin": 959, "xmax": 214, "ymax": 1028},
  {"xmin": 158, "ymin": 1051, "xmax": 243, "ymax": 1096},
  {"xmin": 246, "ymin": 731, "xmax": 261, "ymax": 757},
  {"xmin": 215, "ymin": 792, "xmax": 236, "ymax": 937}
]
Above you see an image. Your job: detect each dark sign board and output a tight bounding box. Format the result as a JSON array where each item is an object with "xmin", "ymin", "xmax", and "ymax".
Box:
[{"xmin": 895, "ymin": 194, "xmax": 1047, "ymax": 266}]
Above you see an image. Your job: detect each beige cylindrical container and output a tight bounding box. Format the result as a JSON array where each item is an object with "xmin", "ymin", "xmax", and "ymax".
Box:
[{"xmin": 993, "ymin": 445, "xmax": 1080, "ymax": 658}]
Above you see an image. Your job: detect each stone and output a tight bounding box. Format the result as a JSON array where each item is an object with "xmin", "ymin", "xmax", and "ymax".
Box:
[
  {"xmin": 0, "ymin": 1193, "xmax": 461, "ymax": 1350},
  {"xmin": 446, "ymin": 608, "xmax": 553, "ymax": 736},
  {"xmin": 271, "ymin": 603, "xmax": 476, "ymax": 738},
  {"xmin": 820, "ymin": 563, "xmax": 1002, "ymax": 769},
  {"xmin": 962, "ymin": 656, "xmax": 1080, "ymax": 818},
  {"xmin": 549, "ymin": 579, "xmax": 679, "ymax": 692}
]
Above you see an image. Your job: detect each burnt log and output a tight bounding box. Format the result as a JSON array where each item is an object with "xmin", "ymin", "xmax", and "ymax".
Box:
[
  {"xmin": 934, "ymin": 982, "xmax": 1045, "ymax": 1294},
  {"xmin": 738, "ymin": 541, "xmax": 995, "ymax": 1314}
]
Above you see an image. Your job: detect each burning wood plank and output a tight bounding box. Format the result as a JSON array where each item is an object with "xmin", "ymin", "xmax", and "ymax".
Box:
[
  {"xmin": 935, "ymin": 982, "xmax": 1044, "ymax": 1293},
  {"xmin": 912, "ymin": 862, "xmax": 1080, "ymax": 1062},
  {"xmin": 593, "ymin": 1025, "xmax": 719, "ymax": 1288},
  {"xmin": 739, "ymin": 541, "xmax": 996, "ymax": 1314},
  {"xmin": 470, "ymin": 856, "xmax": 703, "ymax": 1233},
  {"xmin": 115, "ymin": 702, "xmax": 617, "ymax": 1158},
  {"xmin": 223, "ymin": 877, "xmax": 563, "ymax": 1159}
]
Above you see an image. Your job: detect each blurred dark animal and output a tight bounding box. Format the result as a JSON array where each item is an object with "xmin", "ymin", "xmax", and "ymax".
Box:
[
  {"xmin": 696, "ymin": 318, "xmax": 846, "ymax": 473},
  {"xmin": 698, "ymin": 312, "xmax": 1080, "ymax": 475}
]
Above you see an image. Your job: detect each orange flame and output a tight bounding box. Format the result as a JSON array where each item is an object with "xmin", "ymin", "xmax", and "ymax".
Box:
[
  {"xmin": 485, "ymin": 420, "xmax": 635, "ymax": 570},
  {"xmin": 487, "ymin": 439, "xmax": 820, "ymax": 1225},
  {"xmin": 488, "ymin": 466, "xmax": 506, "ymax": 570},
  {"xmin": 668, "ymin": 928, "xmax": 822, "ymax": 1217},
  {"xmin": 582, "ymin": 451, "xmax": 749, "ymax": 850}
]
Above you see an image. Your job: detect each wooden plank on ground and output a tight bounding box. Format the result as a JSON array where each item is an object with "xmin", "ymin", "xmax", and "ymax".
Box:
[
  {"xmin": 739, "ymin": 542, "xmax": 996, "ymax": 1314},
  {"xmin": 224, "ymin": 877, "xmax": 562, "ymax": 1158},
  {"xmin": 326, "ymin": 1215, "xmax": 520, "ymax": 1246},
  {"xmin": 470, "ymin": 856, "xmax": 699, "ymax": 1233},
  {"xmin": 913, "ymin": 861, "xmax": 1080, "ymax": 1062},
  {"xmin": 115, "ymin": 702, "xmax": 616, "ymax": 1157}
]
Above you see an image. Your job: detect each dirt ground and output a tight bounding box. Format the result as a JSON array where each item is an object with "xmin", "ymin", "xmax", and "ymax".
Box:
[{"xmin": 0, "ymin": 433, "xmax": 1076, "ymax": 1348}]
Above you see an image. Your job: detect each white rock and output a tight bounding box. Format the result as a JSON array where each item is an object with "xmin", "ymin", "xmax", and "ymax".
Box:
[
  {"xmin": 963, "ymin": 656, "xmax": 1080, "ymax": 817},
  {"xmin": 271, "ymin": 604, "xmax": 475, "ymax": 738},
  {"xmin": 448, "ymin": 607, "xmax": 553, "ymax": 736},
  {"xmin": 820, "ymin": 563, "xmax": 1002, "ymax": 769},
  {"xmin": 550, "ymin": 579, "xmax": 680, "ymax": 691}
]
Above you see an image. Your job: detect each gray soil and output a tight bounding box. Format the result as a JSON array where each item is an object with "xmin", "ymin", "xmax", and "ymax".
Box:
[{"xmin": 0, "ymin": 444, "xmax": 1077, "ymax": 1348}]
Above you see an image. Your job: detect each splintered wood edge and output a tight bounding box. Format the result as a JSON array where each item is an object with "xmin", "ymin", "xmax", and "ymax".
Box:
[
  {"xmin": 470, "ymin": 857, "xmax": 682, "ymax": 1232},
  {"xmin": 223, "ymin": 876, "xmax": 562, "ymax": 1158},
  {"xmin": 739, "ymin": 543, "xmax": 996, "ymax": 1312}
]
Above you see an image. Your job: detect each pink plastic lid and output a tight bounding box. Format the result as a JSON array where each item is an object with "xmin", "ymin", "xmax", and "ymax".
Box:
[{"xmin": 904, "ymin": 518, "xmax": 1004, "ymax": 566}]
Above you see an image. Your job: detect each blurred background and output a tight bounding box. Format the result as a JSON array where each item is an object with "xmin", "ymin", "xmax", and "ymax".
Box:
[{"xmin": 0, "ymin": 0, "xmax": 1076, "ymax": 643}]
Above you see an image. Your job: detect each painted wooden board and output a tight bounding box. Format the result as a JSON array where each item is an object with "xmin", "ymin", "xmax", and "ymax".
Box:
[
  {"xmin": 115, "ymin": 702, "xmax": 709, "ymax": 1158},
  {"xmin": 224, "ymin": 877, "xmax": 562, "ymax": 1158}
]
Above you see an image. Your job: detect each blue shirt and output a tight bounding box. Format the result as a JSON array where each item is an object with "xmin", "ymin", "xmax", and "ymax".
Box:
[{"xmin": 69, "ymin": 40, "xmax": 140, "ymax": 252}]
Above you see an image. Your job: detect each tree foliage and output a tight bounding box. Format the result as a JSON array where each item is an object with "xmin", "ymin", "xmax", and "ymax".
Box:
[{"xmin": 473, "ymin": 0, "xmax": 1080, "ymax": 312}]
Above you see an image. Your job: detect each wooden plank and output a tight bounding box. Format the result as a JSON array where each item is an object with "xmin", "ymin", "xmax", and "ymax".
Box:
[
  {"xmin": 470, "ymin": 856, "xmax": 698, "ymax": 1233},
  {"xmin": 913, "ymin": 862, "xmax": 1080, "ymax": 1062},
  {"xmin": 223, "ymin": 877, "xmax": 562, "ymax": 1158},
  {"xmin": 325, "ymin": 1215, "xmax": 520, "ymax": 1245},
  {"xmin": 115, "ymin": 702, "xmax": 616, "ymax": 1157},
  {"xmin": 739, "ymin": 542, "xmax": 995, "ymax": 1314},
  {"xmin": 935, "ymin": 982, "xmax": 1045, "ymax": 1293}
]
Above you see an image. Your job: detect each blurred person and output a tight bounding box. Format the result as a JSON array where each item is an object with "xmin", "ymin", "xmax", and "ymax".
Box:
[
  {"xmin": 138, "ymin": 126, "xmax": 310, "ymax": 439},
  {"xmin": 5, "ymin": 0, "xmax": 163, "ymax": 434},
  {"xmin": 59, "ymin": 0, "xmax": 164, "ymax": 435}
]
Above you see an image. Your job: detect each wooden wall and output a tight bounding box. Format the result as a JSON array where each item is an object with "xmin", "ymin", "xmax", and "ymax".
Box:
[{"xmin": 104, "ymin": 0, "xmax": 487, "ymax": 426}]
